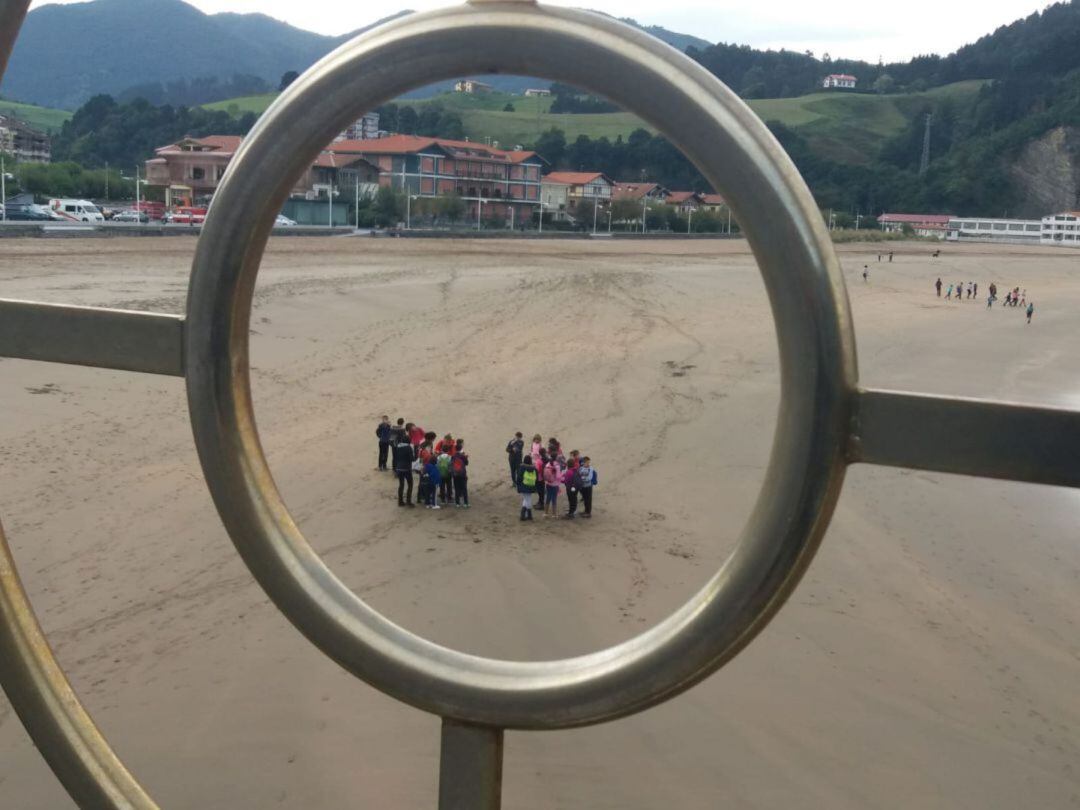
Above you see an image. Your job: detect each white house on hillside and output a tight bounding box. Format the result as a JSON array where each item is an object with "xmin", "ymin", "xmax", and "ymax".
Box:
[{"xmin": 822, "ymin": 74, "xmax": 857, "ymax": 89}]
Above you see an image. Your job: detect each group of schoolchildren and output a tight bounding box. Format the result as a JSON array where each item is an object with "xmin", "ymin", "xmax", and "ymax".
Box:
[
  {"xmin": 934, "ymin": 279, "xmax": 1035, "ymax": 322},
  {"xmin": 376, "ymin": 416, "xmax": 469, "ymax": 509},
  {"xmin": 505, "ymin": 433, "xmax": 597, "ymax": 521}
]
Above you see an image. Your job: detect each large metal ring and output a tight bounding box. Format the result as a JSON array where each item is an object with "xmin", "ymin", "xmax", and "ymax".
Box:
[{"xmin": 185, "ymin": 0, "xmax": 856, "ymax": 729}]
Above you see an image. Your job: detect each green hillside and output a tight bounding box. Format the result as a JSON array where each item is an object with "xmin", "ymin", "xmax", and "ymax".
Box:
[
  {"xmin": 0, "ymin": 99, "xmax": 71, "ymax": 132},
  {"xmin": 205, "ymin": 81, "xmax": 985, "ymax": 162}
]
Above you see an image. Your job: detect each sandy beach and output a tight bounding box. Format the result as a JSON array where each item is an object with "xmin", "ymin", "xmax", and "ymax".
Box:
[{"xmin": 0, "ymin": 235, "xmax": 1077, "ymax": 809}]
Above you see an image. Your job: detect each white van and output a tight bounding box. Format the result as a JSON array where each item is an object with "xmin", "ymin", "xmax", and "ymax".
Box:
[{"xmin": 49, "ymin": 199, "xmax": 105, "ymax": 223}]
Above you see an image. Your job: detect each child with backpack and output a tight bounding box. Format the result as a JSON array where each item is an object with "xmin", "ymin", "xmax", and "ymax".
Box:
[
  {"xmin": 517, "ymin": 455, "xmax": 537, "ymax": 521},
  {"xmin": 436, "ymin": 449, "xmax": 453, "ymax": 504},
  {"xmin": 577, "ymin": 457, "xmax": 596, "ymax": 518},
  {"xmin": 563, "ymin": 451, "xmax": 581, "ymax": 519},
  {"xmin": 451, "ymin": 439, "xmax": 469, "ymax": 507}
]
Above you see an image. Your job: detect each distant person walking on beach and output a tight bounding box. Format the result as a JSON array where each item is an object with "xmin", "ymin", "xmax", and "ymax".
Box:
[
  {"xmin": 973, "ymin": 282, "xmax": 978, "ymax": 299},
  {"xmin": 517, "ymin": 455, "xmax": 537, "ymax": 521},
  {"xmin": 506, "ymin": 432, "xmax": 524, "ymax": 485},
  {"xmin": 935, "ymin": 277, "xmax": 942, "ymax": 296},
  {"xmin": 888, "ymin": 251, "xmax": 894, "ymax": 263},
  {"xmin": 863, "ymin": 265, "xmax": 869, "ymax": 282},
  {"xmin": 967, "ymin": 283, "xmax": 973, "ymax": 299},
  {"xmin": 1027, "ymin": 302, "xmax": 1034, "ymax": 324},
  {"xmin": 946, "ymin": 283, "xmax": 953, "ymax": 300}
]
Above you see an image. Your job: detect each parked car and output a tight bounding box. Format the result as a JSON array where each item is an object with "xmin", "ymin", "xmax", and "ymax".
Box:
[
  {"xmin": 113, "ymin": 209, "xmax": 149, "ymax": 223},
  {"xmin": 1, "ymin": 206, "xmax": 51, "ymax": 221},
  {"xmin": 274, "ymin": 214, "xmax": 297, "ymax": 227}
]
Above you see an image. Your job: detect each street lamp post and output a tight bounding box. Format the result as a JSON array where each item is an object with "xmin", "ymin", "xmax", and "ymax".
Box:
[
  {"xmin": 687, "ymin": 208, "xmax": 693, "ymax": 234},
  {"xmin": 592, "ymin": 196, "xmax": 598, "ymax": 234},
  {"xmin": 539, "ymin": 197, "xmax": 544, "ymax": 234},
  {"xmin": 641, "ymin": 195, "xmax": 647, "ymax": 234},
  {"xmin": 355, "ymin": 175, "xmax": 360, "ymax": 230},
  {"xmin": 477, "ymin": 197, "xmax": 482, "ymax": 231}
]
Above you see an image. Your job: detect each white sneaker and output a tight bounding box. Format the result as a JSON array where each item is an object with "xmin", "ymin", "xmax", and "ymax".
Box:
[{"xmin": 432, "ymin": 504, "xmax": 441, "ymax": 510}]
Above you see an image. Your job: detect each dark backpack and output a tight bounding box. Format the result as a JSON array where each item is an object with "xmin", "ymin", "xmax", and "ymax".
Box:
[{"xmin": 452, "ymin": 454, "xmax": 467, "ymax": 475}]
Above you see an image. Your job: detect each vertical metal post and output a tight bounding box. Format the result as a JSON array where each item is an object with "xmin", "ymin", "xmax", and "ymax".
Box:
[{"xmin": 438, "ymin": 720, "xmax": 503, "ymax": 810}]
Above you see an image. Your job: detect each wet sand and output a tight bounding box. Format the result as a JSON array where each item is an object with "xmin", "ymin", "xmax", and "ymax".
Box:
[{"xmin": 0, "ymin": 236, "xmax": 1078, "ymax": 808}]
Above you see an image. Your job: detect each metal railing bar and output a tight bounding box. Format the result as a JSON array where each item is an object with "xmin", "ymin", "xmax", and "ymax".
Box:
[
  {"xmin": 850, "ymin": 388, "xmax": 1080, "ymax": 488},
  {"xmin": 438, "ymin": 720, "xmax": 504, "ymax": 810},
  {"xmin": 0, "ymin": 300, "xmax": 184, "ymax": 377}
]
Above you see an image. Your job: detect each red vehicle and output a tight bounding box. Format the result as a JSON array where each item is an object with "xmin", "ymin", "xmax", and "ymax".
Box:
[
  {"xmin": 133, "ymin": 200, "xmax": 166, "ymax": 221},
  {"xmin": 166, "ymin": 206, "xmax": 207, "ymax": 225}
]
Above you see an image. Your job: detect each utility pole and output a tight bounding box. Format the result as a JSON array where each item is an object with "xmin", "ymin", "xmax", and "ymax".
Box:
[
  {"xmin": 592, "ymin": 196, "xmax": 598, "ymax": 233},
  {"xmin": 355, "ymin": 175, "xmax": 360, "ymax": 229},
  {"xmin": 641, "ymin": 195, "xmax": 647, "ymax": 234},
  {"xmin": 328, "ymin": 183, "xmax": 334, "ymax": 227},
  {"xmin": 919, "ymin": 113, "xmax": 932, "ymax": 176},
  {"xmin": 539, "ymin": 197, "xmax": 544, "ymax": 234},
  {"xmin": 607, "ymin": 207, "xmax": 612, "ymax": 232},
  {"xmin": 726, "ymin": 206, "xmax": 731, "ymax": 234},
  {"xmin": 406, "ymin": 193, "xmax": 411, "ymax": 229},
  {"xmin": 687, "ymin": 208, "xmax": 693, "ymax": 234},
  {"xmin": 1, "ymin": 153, "xmax": 6, "ymax": 222},
  {"xmin": 134, "ymin": 164, "xmax": 140, "ymax": 216},
  {"xmin": 477, "ymin": 197, "xmax": 482, "ymax": 231}
]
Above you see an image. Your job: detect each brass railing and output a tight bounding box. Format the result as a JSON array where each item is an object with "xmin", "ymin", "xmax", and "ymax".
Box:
[{"xmin": 1, "ymin": 0, "xmax": 1078, "ymax": 808}]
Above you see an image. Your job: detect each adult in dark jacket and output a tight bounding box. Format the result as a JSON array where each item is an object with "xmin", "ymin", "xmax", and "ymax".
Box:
[
  {"xmin": 516, "ymin": 455, "xmax": 538, "ymax": 521},
  {"xmin": 505, "ymin": 432, "xmax": 524, "ymax": 485},
  {"xmin": 375, "ymin": 415, "xmax": 393, "ymax": 471},
  {"xmin": 392, "ymin": 432, "xmax": 416, "ymax": 506}
]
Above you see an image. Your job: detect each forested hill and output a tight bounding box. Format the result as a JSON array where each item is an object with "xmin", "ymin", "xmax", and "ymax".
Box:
[
  {"xmin": 688, "ymin": 0, "xmax": 1080, "ymax": 99},
  {"xmin": 0, "ymin": 0, "xmax": 709, "ymax": 110}
]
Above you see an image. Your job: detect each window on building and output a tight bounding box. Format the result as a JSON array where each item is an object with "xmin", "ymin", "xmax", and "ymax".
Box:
[
  {"xmin": 992, "ymin": 223, "xmax": 1006, "ymax": 230},
  {"xmin": 1026, "ymin": 224, "xmax": 1041, "ymax": 232},
  {"xmin": 977, "ymin": 222, "xmax": 991, "ymax": 230}
]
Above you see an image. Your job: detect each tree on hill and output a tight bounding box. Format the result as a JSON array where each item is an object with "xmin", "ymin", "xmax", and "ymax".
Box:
[{"xmin": 279, "ymin": 71, "xmax": 300, "ymax": 91}]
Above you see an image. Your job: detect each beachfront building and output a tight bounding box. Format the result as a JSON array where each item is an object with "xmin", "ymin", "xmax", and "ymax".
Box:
[
  {"xmin": 665, "ymin": 191, "xmax": 704, "ymax": 214},
  {"xmin": 540, "ymin": 178, "xmax": 571, "ymax": 221},
  {"xmin": 699, "ymin": 193, "xmax": 726, "ymax": 213},
  {"xmin": 145, "ymin": 136, "xmax": 242, "ymax": 208},
  {"xmin": 822, "ymin": 73, "xmax": 857, "ymax": 89},
  {"xmin": 1040, "ymin": 211, "xmax": 1080, "ymax": 245},
  {"xmin": 0, "ymin": 114, "xmax": 50, "ymax": 163},
  {"xmin": 612, "ymin": 182, "xmax": 670, "ymax": 203},
  {"xmin": 878, "ymin": 212, "xmax": 952, "ymax": 239},
  {"xmin": 454, "ymin": 79, "xmax": 493, "ymax": 94},
  {"xmin": 330, "ymin": 134, "xmax": 546, "ymax": 224},
  {"xmin": 946, "ymin": 216, "xmax": 1043, "ymax": 245},
  {"xmin": 544, "ymin": 172, "xmax": 614, "ymax": 202},
  {"xmin": 146, "ymin": 135, "xmax": 379, "ymax": 209}
]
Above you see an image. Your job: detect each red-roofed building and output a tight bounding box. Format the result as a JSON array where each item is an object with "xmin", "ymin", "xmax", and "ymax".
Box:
[
  {"xmin": 330, "ymin": 134, "xmax": 547, "ymax": 224},
  {"xmin": 612, "ymin": 182, "xmax": 669, "ymax": 202},
  {"xmin": 878, "ymin": 213, "xmax": 952, "ymax": 236},
  {"xmin": 822, "ymin": 74, "xmax": 857, "ymax": 89},
  {"xmin": 699, "ymin": 193, "xmax": 726, "ymax": 212},
  {"xmin": 146, "ymin": 135, "xmax": 380, "ymax": 210},
  {"xmin": 544, "ymin": 171, "xmax": 614, "ymax": 202},
  {"xmin": 145, "ymin": 136, "xmax": 242, "ymax": 207},
  {"xmin": 665, "ymin": 191, "xmax": 704, "ymax": 213}
]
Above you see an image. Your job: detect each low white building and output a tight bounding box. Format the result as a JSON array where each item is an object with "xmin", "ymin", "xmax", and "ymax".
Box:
[
  {"xmin": 454, "ymin": 79, "xmax": 493, "ymax": 94},
  {"xmin": 822, "ymin": 73, "xmax": 857, "ymax": 89},
  {"xmin": 946, "ymin": 217, "xmax": 1043, "ymax": 245},
  {"xmin": 1041, "ymin": 211, "xmax": 1080, "ymax": 246},
  {"xmin": 524, "ymin": 88, "xmax": 551, "ymax": 97}
]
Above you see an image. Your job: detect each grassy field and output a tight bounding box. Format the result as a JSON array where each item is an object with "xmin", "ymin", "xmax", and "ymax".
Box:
[
  {"xmin": 0, "ymin": 98, "xmax": 71, "ymax": 132},
  {"xmin": 203, "ymin": 81, "xmax": 987, "ymax": 161}
]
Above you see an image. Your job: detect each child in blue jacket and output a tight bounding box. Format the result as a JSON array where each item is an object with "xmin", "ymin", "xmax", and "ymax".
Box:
[{"xmin": 423, "ymin": 457, "xmax": 442, "ymax": 510}]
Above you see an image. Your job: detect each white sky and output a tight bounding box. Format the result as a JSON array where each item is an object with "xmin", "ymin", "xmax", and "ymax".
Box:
[{"xmin": 29, "ymin": 0, "xmax": 1050, "ymax": 62}]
